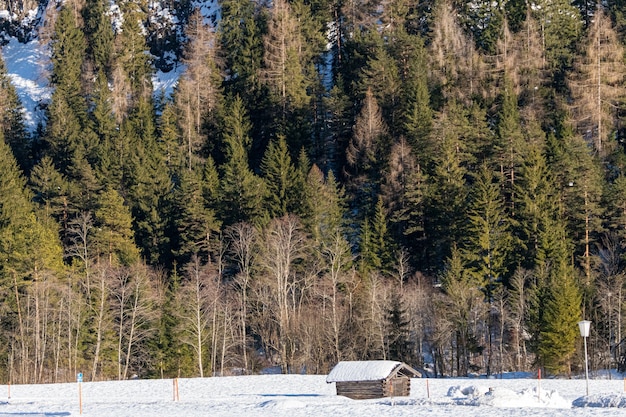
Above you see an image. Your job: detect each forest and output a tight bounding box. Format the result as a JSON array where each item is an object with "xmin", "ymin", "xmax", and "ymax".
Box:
[{"xmin": 0, "ymin": 0, "xmax": 625, "ymax": 383}]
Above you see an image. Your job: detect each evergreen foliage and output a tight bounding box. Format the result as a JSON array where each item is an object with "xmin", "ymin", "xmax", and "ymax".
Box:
[{"xmin": 2, "ymin": 0, "xmax": 626, "ymax": 380}]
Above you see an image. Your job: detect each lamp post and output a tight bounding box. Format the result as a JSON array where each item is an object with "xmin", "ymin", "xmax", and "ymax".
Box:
[{"xmin": 578, "ymin": 320, "xmax": 591, "ymax": 396}]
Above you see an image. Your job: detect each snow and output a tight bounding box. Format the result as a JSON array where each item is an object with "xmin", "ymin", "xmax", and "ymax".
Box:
[
  {"xmin": 2, "ymin": 374, "xmax": 626, "ymax": 416},
  {"xmin": 1, "ymin": 36, "xmax": 51, "ymax": 131},
  {"xmin": 326, "ymin": 360, "xmax": 405, "ymax": 382}
]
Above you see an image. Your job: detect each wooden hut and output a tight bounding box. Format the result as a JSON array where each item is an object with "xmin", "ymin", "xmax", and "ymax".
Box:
[{"xmin": 326, "ymin": 360, "xmax": 421, "ymax": 400}]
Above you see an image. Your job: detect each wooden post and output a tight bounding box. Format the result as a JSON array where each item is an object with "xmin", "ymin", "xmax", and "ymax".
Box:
[
  {"xmin": 173, "ymin": 378, "xmax": 179, "ymax": 401},
  {"xmin": 426, "ymin": 378, "xmax": 430, "ymax": 399},
  {"xmin": 77, "ymin": 372, "xmax": 83, "ymax": 415},
  {"xmin": 78, "ymin": 382, "xmax": 83, "ymax": 415},
  {"xmin": 7, "ymin": 382, "xmax": 10, "ymax": 399}
]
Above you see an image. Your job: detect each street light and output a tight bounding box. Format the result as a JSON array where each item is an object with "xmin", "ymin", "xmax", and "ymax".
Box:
[{"xmin": 578, "ymin": 320, "xmax": 591, "ymax": 396}]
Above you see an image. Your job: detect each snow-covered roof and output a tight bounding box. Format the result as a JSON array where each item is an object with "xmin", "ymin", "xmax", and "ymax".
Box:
[{"xmin": 326, "ymin": 361, "xmax": 419, "ymax": 383}]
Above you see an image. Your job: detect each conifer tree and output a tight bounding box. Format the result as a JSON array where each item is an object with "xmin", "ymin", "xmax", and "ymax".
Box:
[
  {"xmin": 157, "ymin": 101, "xmax": 183, "ymax": 173},
  {"xmin": 429, "ymin": 0, "xmax": 487, "ymax": 103},
  {"xmin": 219, "ymin": 0, "xmax": 263, "ymax": 95},
  {"xmin": 538, "ymin": 262, "xmax": 582, "ymax": 375},
  {"xmin": 370, "ymin": 195, "xmax": 396, "ymax": 275},
  {"xmin": 302, "ymin": 165, "xmax": 346, "ymax": 246},
  {"xmin": 177, "ymin": 9, "xmax": 224, "ymax": 171},
  {"xmin": 93, "ymin": 187, "xmax": 140, "ymax": 266},
  {"xmin": 424, "ymin": 101, "xmax": 471, "ymax": 269},
  {"xmin": 173, "ymin": 169, "xmax": 221, "ymax": 264},
  {"xmin": 439, "ymin": 245, "xmax": 487, "ymax": 376},
  {"xmin": 359, "ymin": 34, "xmax": 401, "ymax": 129},
  {"xmin": 92, "ymin": 70, "xmax": 121, "ymax": 187},
  {"xmin": 532, "ymin": 0, "xmax": 582, "ymax": 73},
  {"xmin": 122, "ymin": 98, "xmax": 171, "ymax": 265},
  {"xmin": 115, "ymin": 0, "xmax": 153, "ymax": 100},
  {"xmin": 496, "ymin": 76, "xmax": 525, "ymax": 205},
  {"xmin": 548, "ymin": 126, "xmax": 604, "ymax": 286},
  {"xmin": 30, "ymin": 156, "xmax": 69, "ymax": 221},
  {"xmin": 569, "ymin": 7, "xmax": 626, "ymax": 156},
  {"xmin": 0, "ymin": 55, "xmax": 29, "ymax": 171},
  {"xmin": 0, "ymin": 134, "xmax": 65, "ymax": 382},
  {"xmin": 399, "ymin": 35, "xmax": 433, "ymax": 162},
  {"xmin": 83, "ymin": 0, "xmax": 114, "ymax": 72},
  {"xmin": 46, "ymin": 6, "xmax": 95, "ymax": 173},
  {"xmin": 346, "ymin": 87, "xmax": 389, "ymax": 210},
  {"xmin": 461, "ymin": 164, "xmax": 513, "ymax": 293},
  {"xmin": 261, "ymin": 0, "xmax": 310, "ymax": 117},
  {"xmin": 219, "ymin": 96, "xmax": 267, "ymax": 225},
  {"xmin": 322, "ymin": 78, "xmax": 352, "ymax": 172},
  {"xmin": 260, "ymin": 135, "xmax": 299, "ymax": 218}
]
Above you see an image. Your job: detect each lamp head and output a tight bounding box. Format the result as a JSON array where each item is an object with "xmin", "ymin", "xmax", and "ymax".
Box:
[{"xmin": 578, "ymin": 320, "xmax": 591, "ymax": 337}]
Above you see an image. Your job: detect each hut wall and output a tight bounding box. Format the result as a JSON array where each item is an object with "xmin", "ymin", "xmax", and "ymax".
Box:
[
  {"xmin": 385, "ymin": 377, "xmax": 411, "ymax": 397},
  {"xmin": 335, "ymin": 381, "xmax": 385, "ymax": 399},
  {"xmin": 336, "ymin": 377, "xmax": 411, "ymax": 399}
]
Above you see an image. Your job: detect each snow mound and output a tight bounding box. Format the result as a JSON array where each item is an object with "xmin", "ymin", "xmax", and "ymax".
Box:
[
  {"xmin": 258, "ymin": 399, "xmax": 306, "ymax": 409},
  {"xmin": 572, "ymin": 394, "xmax": 626, "ymax": 408},
  {"xmin": 447, "ymin": 385, "xmax": 570, "ymax": 408}
]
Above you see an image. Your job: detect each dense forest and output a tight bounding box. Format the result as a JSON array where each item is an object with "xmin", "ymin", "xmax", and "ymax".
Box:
[{"xmin": 0, "ymin": 0, "xmax": 625, "ymax": 383}]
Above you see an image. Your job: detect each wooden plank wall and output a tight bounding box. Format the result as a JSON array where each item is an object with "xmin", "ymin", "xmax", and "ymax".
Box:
[{"xmin": 336, "ymin": 377, "xmax": 411, "ymax": 399}]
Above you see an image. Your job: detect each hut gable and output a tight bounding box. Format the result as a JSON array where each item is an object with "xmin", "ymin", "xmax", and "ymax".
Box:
[{"xmin": 326, "ymin": 361, "xmax": 421, "ymax": 400}]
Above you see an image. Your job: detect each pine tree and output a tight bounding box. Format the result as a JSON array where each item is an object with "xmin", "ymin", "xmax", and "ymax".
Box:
[
  {"xmin": 219, "ymin": 0, "xmax": 263, "ymax": 96},
  {"xmin": 219, "ymin": 96, "xmax": 267, "ymax": 225},
  {"xmin": 0, "ymin": 134, "xmax": 63, "ymax": 293},
  {"xmin": 122, "ymin": 97, "xmax": 171, "ymax": 264},
  {"xmin": 538, "ymin": 262, "xmax": 582, "ymax": 375},
  {"xmin": 346, "ymin": 87, "xmax": 389, "ymax": 210},
  {"xmin": 46, "ymin": 6, "xmax": 95, "ymax": 173},
  {"xmin": 321, "ymin": 78, "xmax": 352, "ymax": 172},
  {"xmin": 92, "ymin": 187, "xmax": 140, "ymax": 266},
  {"xmin": 261, "ymin": 0, "xmax": 310, "ymax": 117},
  {"xmin": 115, "ymin": 0, "xmax": 153, "ymax": 99},
  {"xmin": 260, "ymin": 135, "xmax": 299, "ymax": 218},
  {"xmin": 83, "ymin": 0, "xmax": 114, "ymax": 72},
  {"xmin": 302, "ymin": 165, "xmax": 347, "ymax": 246},
  {"xmin": 548, "ymin": 126, "xmax": 604, "ymax": 286},
  {"xmin": 496, "ymin": 76, "xmax": 525, "ymax": 206},
  {"xmin": 399, "ymin": 34, "xmax": 433, "ymax": 162},
  {"xmin": 532, "ymin": 0, "xmax": 583, "ymax": 72},
  {"xmin": 439, "ymin": 245, "xmax": 487, "ymax": 376},
  {"xmin": 370, "ymin": 195, "xmax": 396, "ymax": 275},
  {"xmin": 359, "ymin": 33, "xmax": 401, "ymax": 130},
  {"xmin": 424, "ymin": 101, "xmax": 470, "ymax": 270},
  {"xmin": 173, "ymin": 169, "xmax": 221, "ymax": 264},
  {"xmin": 0, "ymin": 55, "xmax": 29, "ymax": 171},
  {"xmin": 92, "ymin": 70, "xmax": 121, "ymax": 187},
  {"xmin": 461, "ymin": 164, "xmax": 513, "ymax": 293}
]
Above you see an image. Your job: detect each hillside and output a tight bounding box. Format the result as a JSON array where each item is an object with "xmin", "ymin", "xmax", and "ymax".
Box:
[{"xmin": 0, "ymin": 0, "xmax": 625, "ymax": 384}]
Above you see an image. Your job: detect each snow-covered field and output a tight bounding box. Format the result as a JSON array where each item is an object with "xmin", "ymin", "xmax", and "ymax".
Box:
[{"xmin": 2, "ymin": 373, "xmax": 626, "ymax": 416}]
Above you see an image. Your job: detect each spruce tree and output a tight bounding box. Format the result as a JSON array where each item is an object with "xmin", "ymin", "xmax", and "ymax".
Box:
[
  {"xmin": 219, "ymin": 0, "xmax": 263, "ymax": 96},
  {"xmin": 0, "ymin": 55, "xmax": 29, "ymax": 171},
  {"xmin": 260, "ymin": 135, "xmax": 299, "ymax": 218},
  {"xmin": 538, "ymin": 262, "xmax": 582, "ymax": 375},
  {"xmin": 93, "ymin": 187, "xmax": 140, "ymax": 266},
  {"xmin": 83, "ymin": 0, "xmax": 114, "ymax": 72},
  {"xmin": 461, "ymin": 164, "xmax": 513, "ymax": 293},
  {"xmin": 219, "ymin": 96, "xmax": 267, "ymax": 225},
  {"xmin": 173, "ymin": 169, "xmax": 221, "ymax": 264}
]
